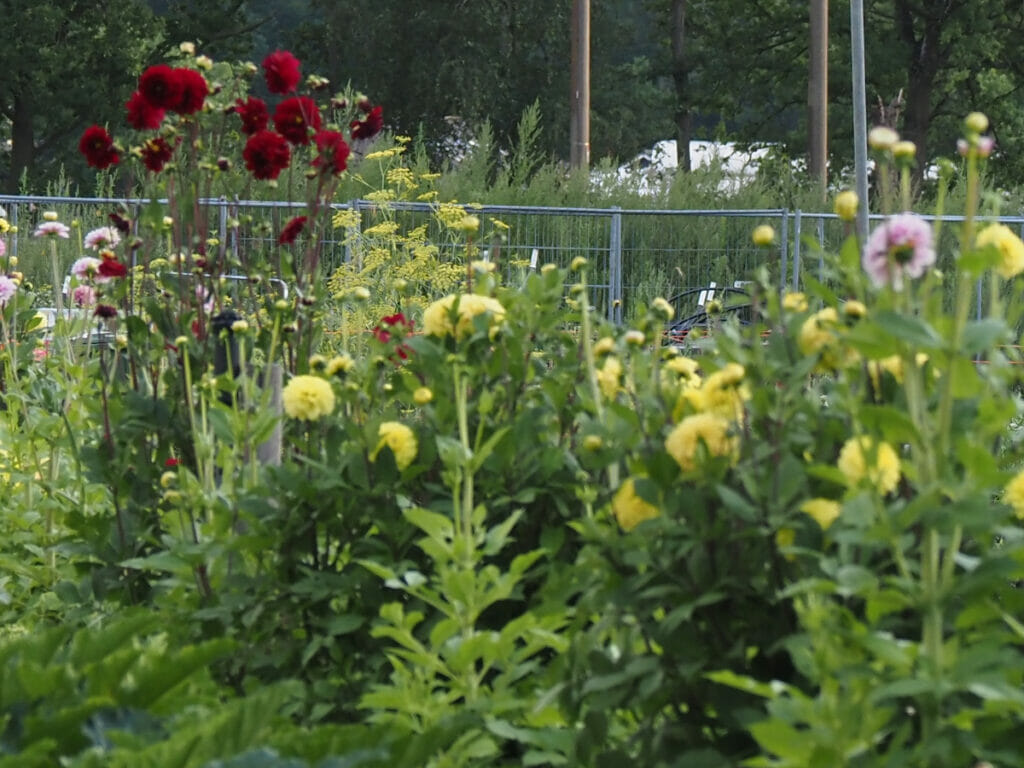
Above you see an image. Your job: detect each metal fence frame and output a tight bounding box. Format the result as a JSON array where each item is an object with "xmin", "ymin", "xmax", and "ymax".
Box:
[{"xmin": 2, "ymin": 194, "xmax": 1019, "ymax": 321}]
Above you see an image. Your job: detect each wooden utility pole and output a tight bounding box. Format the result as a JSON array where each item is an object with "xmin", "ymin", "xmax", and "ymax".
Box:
[
  {"xmin": 808, "ymin": 0, "xmax": 828, "ymax": 199},
  {"xmin": 570, "ymin": 0, "xmax": 590, "ymax": 170}
]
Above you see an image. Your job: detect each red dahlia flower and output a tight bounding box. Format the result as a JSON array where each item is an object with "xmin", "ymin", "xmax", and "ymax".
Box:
[
  {"xmin": 373, "ymin": 312, "xmax": 414, "ymax": 361},
  {"xmin": 125, "ymin": 90, "xmax": 165, "ymax": 130},
  {"xmin": 138, "ymin": 64, "xmax": 183, "ymax": 110},
  {"xmin": 278, "ymin": 215, "xmax": 307, "ymax": 245},
  {"xmin": 108, "ymin": 212, "xmax": 131, "ymax": 234},
  {"xmin": 242, "ymin": 130, "xmax": 291, "ymax": 180},
  {"xmin": 313, "ymin": 130, "xmax": 350, "ymax": 176},
  {"xmin": 141, "ymin": 137, "xmax": 175, "ymax": 172},
  {"xmin": 79, "ymin": 125, "xmax": 120, "ymax": 169},
  {"xmin": 94, "ymin": 304, "xmax": 118, "ymax": 319},
  {"xmin": 350, "ymin": 104, "xmax": 383, "ymax": 140},
  {"xmin": 233, "ymin": 96, "xmax": 269, "ymax": 135},
  {"xmin": 273, "ymin": 97, "xmax": 321, "ymax": 145},
  {"xmin": 262, "ymin": 50, "xmax": 301, "ymax": 94},
  {"xmin": 98, "ymin": 256, "xmax": 128, "ymax": 279},
  {"xmin": 172, "ymin": 68, "xmax": 208, "ymax": 114}
]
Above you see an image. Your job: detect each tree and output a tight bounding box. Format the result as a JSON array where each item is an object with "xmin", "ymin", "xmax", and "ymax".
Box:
[{"xmin": 0, "ymin": 0, "xmax": 159, "ymax": 192}]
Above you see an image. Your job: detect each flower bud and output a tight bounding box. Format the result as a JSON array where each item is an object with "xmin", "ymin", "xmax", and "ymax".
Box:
[
  {"xmin": 651, "ymin": 297, "xmax": 674, "ymax": 321},
  {"xmin": 230, "ymin": 320, "xmax": 249, "ymax": 333},
  {"xmin": 752, "ymin": 224, "xmax": 776, "ymax": 246},
  {"xmin": 624, "ymin": 329, "xmax": 646, "ymax": 346},
  {"xmin": 582, "ymin": 435, "xmax": 603, "ymax": 451},
  {"xmin": 965, "ymin": 111, "xmax": 989, "ymax": 134},
  {"xmin": 868, "ymin": 126, "xmax": 899, "ymax": 150},
  {"xmin": 833, "ymin": 190, "xmax": 858, "ymax": 222},
  {"xmin": 179, "ymin": 41, "xmax": 196, "ymax": 55},
  {"xmin": 351, "ymin": 286, "xmax": 370, "ymax": 302},
  {"xmin": 413, "ymin": 387, "xmax": 433, "ymax": 405},
  {"xmin": 195, "ymin": 55, "xmax": 213, "ymax": 70},
  {"xmin": 43, "ymin": 211, "xmax": 59, "ymax": 221},
  {"xmin": 571, "ymin": 256, "xmax": 588, "ymax": 271},
  {"xmin": 892, "ymin": 140, "xmax": 916, "ymax": 159}
]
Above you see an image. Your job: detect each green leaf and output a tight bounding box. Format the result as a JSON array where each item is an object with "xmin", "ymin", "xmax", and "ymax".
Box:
[{"xmin": 748, "ymin": 720, "xmax": 813, "ymax": 761}]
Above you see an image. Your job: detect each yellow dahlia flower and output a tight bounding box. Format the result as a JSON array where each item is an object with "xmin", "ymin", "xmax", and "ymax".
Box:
[
  {"xmin": 375, "ymin": 421, "xmax": 418, "ymax": 470},
  {"xmin": 423, "ymin": 293, "xmax": 506, "ymax": 340},
  {"xmin": 612, "ymin": 477, "xmax": 659, "ymax": 531},
  {"xmin": 800, "ymin": 498, "xmax": 841, "ymax": 530},
  {"xmin": 782, "ymin": 292, "xmax": 808, "ymax": 312},
  {"xmin": 837, "ymin": 436, "xmax": 900, "ymax": 495},
  {"xmin": 665, "ymin": 412, "xmax": 738, "ymax": 472},
  {"xmin": 976, "ymin": 224, "xmax": 1024, "ymax": 279},
  {"xmin": 596, "ymin": 356, "xmax": 623, "ymax": 400},
  {"xmin": 282, "ymin": 375, "xmax": 335, "ymax": 421},
  {"xmin": 1003, "ymin": 470, "xmax": 1024, "ymax": 519}
]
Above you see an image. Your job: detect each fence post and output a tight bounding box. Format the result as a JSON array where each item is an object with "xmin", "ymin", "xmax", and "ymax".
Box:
[
  {"xmin": 609, "ymin": 207, "xmax": 623, "ymax": 323},
  {"xmin": 9, "ymin": 203, "xmax": 17, "ymax": 260},
  {"xmin": 779, "ymin": 210, "xmax": 790, "ymax": 292},
  {"xmin": 345, "ymin": 199, "xmax": 361, "ymax": 267},
  {"xmin": 792, "ymin": 209, "xmax": 803, "ymax": 290}
]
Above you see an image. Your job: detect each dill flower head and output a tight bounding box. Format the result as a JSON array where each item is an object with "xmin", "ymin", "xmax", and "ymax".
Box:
[
  {"xmin": 612, "ymin": 477, "xmax": 660, "ymax": 531},
  {"xmin": 665, "ymin": 412, "xmax": 738, "ymax": 472},
  {"xmin": 282, "ymin": 374, "xmax": 335, "ymax": 421},
  {"xmin": 976, "ymin": 223, "xmax": 1024, "ymax": 279},
  {"xmin": 375, "ymin": 421, "xmax": 418, "ymax": 470},
  {"xmin": 837, "ymin": 436, "xmax": 900, "ymax": 495}
]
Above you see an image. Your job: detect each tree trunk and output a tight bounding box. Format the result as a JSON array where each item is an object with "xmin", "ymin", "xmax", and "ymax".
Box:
[
  {"xmin": 671, "ymin": 0, "xmax": 692, "ymax": 172},
  {"xmin": 895, "ymin": 0, "xmax": 946, "ymax": 184},
  {"xmin": 7, "ymin": 93, "xmax": 35, "ymax": 194}
]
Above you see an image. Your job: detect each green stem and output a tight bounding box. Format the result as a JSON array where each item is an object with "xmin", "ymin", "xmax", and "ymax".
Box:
[
  {"xmin": 920, "ymin": 527, "xmax": 943, "ymax": 744},
  {"xmin": 936, "ymin": 149, "xmax": 980, "ymax": 457}
]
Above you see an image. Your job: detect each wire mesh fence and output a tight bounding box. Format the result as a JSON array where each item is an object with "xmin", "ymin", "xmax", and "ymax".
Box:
[{"xmin": 2, "ymin": 194, "xmax": 1021, "ymax": 321}]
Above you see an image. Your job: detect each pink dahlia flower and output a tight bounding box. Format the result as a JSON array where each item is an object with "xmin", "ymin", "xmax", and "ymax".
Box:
[
  {"xmin": 84, "ymin": 227, "xmax": 120, "ymax": 250},
  {"xmin": 863, "ymin": 213, "xmax": 935, "ymax": 289}
]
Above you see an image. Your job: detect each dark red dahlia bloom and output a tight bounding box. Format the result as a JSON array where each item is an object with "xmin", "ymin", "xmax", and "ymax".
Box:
[
  {"xmin": 125, "ymin": 90, "xmax": 165, "ymax": 130},
  {"xmin": 242, "ymin": 130, "xmax": 291, "ymax": 180},
  {"xmin": 79, "ymin": 125, "xmax": 120, "ymax": 169},
  {"xmin": 313, "ymin": 130, "xmax": 350, "ymax": 176},
  {"xmin": 350, "ymin": 104, "xmax": 383, "ymax": 140},
  {"xmin": 98, "ymin": 256, "xmax": 128, "ymax": 279},
  {"xmin": 172, "ymin": 68, "xmax": 208, "ymax": 114},
  {"xmin": 278, "ymin": 215, "xmax": 307, "ymax": 245},
  {"xmin": 139, "ymin": 64, "xmax": 183, "ymax": 110},
  {"xmin": 141, "ymin": 137, "xmax": 175, "ymax": 172},
  {"xmin": 164, "ymin": 457, "xmax": 179, "ymax": 467},
  {"xmin": 262, "ymin": 50, "xmax": 301, "ymax": 94},
  {"xmin": 94, "ymin": 304, "xmax": 118, "ymax": 319},
  {"xmin": 273, "ymin": 97, "xmax": 321, "ymax": 145},
  {"xmin": 233, "ymin": 96, "xmax": 269, "ymax": 135},
  {"xmin": 108, "ymin": 212, "xmax": 131, "ymax": 234}
]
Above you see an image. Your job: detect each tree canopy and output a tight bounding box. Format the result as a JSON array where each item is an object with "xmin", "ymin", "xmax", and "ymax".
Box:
[{"xmin": 4, "ymin": 0, "xmax": 1024, "ymax": 194}]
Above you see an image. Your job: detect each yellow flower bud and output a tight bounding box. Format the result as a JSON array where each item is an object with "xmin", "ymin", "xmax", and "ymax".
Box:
[
  {"xmin": 752, "ymin": 224, "xmax": 775, "ymax": 246},
  {"xmin": 571, "ymin": 256, "xmax": 588, "ymax": 271},
  {"xmin": 43, "ymin": 211, "xmax": 59, "ymax": 221},
  {"xmin": 413, "ymin": 386, "xmax": 433, "ymax": 405},
  {"xmin": 833, "ymin": 190, "xmax": 858, "ymax": 222},
  {"xmin": 965, "ymin": 111, "xmax": 989, "ymax": 134},
  {"xmin": 868, "ymin": 126, "xmax": 899, "ymax": 150}
]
